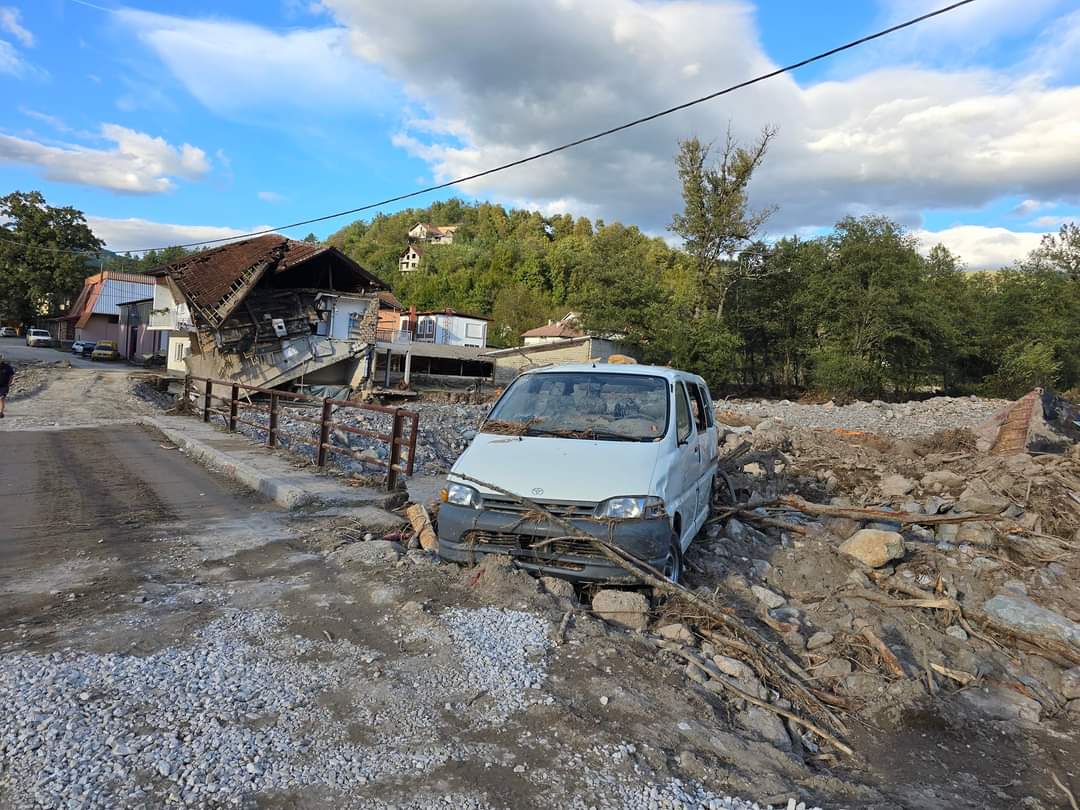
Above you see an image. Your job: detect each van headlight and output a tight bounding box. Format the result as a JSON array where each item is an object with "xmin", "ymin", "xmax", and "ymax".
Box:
[
  {"xmin": 594, "ymin": 496, "xmax": 665, "ymax": 520},
  {"xmin": 446, "ymin": 483, "xmax": 482, "ymax": 509}
]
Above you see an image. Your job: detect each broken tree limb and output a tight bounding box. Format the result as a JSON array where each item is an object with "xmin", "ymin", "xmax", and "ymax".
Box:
[
  {"xmin": 929, "ymin": 662, "xmax": 975, "ymax": 686},
  {"xmin": 671, "ymin": 646, "xmax": 855, "ymax": 759},
  {"xmin": 777, "ymin": 495, "xmax": 998, "ymax": 526},
  {"xmin": 876, "ymin": 575, "xmax": 1080, "ymax": 666},
  {"xmin": 1052, "ymin": 772, "xmax": 1080, "ymax": 810},
  {"xmin": 854, "ymin": 623, "xmax": 906, "ymax": 678},
  {"xmin": 449, "ymin": 471, "xmax": 849, "ymax": 739},
  {"xmin": 405, "ymin": 503, "xmax": 438, "ymax": 552},
  {"xmin": 842, "ymin": 589, "xmax": 957, "ymax": 611}
]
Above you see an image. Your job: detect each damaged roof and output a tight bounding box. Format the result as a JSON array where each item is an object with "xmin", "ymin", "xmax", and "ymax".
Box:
[{"xmin": 159, "ymin": 235, "xmax": 387, "ymax": 328}]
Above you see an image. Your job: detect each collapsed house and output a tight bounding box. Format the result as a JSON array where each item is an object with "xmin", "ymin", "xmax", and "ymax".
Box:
[{"xmin": 149, "ymin": 235, "xmax": 392, "ymax": 391}]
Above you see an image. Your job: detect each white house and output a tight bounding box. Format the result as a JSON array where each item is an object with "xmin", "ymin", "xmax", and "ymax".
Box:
[
  {"xmin": 407, "ymin": 223, "xmax": 459, "ymax": 244},
  {"xmin": 521, "ymin": 312, "xmax": 585, "ymax": 346},
  {"xmin": 398, "ymin": 244, "xmax": 424, "ymax": 273},
  {"xmin": 400, "ymin": 309, "xmax": 488, "ymax": 348}
]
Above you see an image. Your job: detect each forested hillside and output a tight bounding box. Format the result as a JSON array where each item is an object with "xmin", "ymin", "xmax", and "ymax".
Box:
[{"xmin": 326, "ymin": 195, "xmax": 1080, "ymax": 400}]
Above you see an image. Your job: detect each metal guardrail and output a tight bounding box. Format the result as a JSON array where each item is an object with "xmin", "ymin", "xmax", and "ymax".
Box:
[{"xmin": 182, "ymin": 375, "xmax": 419, "ymax": 491}]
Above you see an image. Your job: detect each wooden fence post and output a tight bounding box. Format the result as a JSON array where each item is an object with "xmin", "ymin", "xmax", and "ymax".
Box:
[
  {"xmin": 268, "ymin": 393, "xmax": 278, "ymax": 448},
  {"xmin": 229, "ymin": 384, "xmax": 239, "ymax": 431},
  {"xmin": 317, "ymin": 398, "xmax": 333, "ymax": 467},
  {"xmin": 387, "ymin": 408, "xmax": 404, "ymax": 491},
  {"xmin": 203, "ymin": 379, "xmax": 212, "ymax": 423}
]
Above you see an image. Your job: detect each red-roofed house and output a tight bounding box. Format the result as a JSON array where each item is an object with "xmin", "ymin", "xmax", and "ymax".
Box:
[{"xmin": 52, "ymin": 271, "xmax": 158, "ymax": 346}]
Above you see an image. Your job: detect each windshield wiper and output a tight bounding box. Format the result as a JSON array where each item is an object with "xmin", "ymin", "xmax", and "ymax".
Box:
[{"xmin": 581, "ymin": 428, "xmax": 644, "ymax": 442}]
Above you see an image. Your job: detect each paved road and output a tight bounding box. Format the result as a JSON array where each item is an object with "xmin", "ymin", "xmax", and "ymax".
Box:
[
  {"xmin": 0, "ymin": 424, "xmax": 279, "ymax": 641},
  {"xmin": 0, "ymin": 336, "xmax": 127, "ymax": 370}
]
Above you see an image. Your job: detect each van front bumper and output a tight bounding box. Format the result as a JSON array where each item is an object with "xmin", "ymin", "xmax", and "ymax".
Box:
[{"xmin": 436, "ymin": 503, "xmax": 671, "ymax": 582}]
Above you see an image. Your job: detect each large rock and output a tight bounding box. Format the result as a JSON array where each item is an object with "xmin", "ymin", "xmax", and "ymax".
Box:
[
  {"xmin": 329, "ymin": 540, "xmax": 404, "ymax": 567},
  {"xmin": 921, "ymin": 470, "xmax": 965, "ymax": 493},
  {"xmin": 738, "ymin": 706, "xmax": 792, "ymax": 751},
  {"xmin": 955, "ymin": 521, "xmax": 996, "ymax": 547},
  {"xmin": 982, "ymin": 593, "xmax": 1080, "ymax": 647},
  {"xmin": 347, "ymin": 506, "xmax": 408, "ymax": 534},
  {"xmin": 751, "ymin": 418, "xmax": 788, "ymax": 451},
  {"xmin": 880, "ymin": 474, "xmax": 915, "ymax": 497},
  {"xmin": 656, "ymin": 623, "xmax": 695, "ymax": 644},
  {"xmin": 958, "ymin": 686, "xmax": 1042, "ymax": 723},
  {"xmin": 1062, "ymin": 667, "xmax": 1080, "ymax": 700},
  {"xmin": 957, "ymin": 481, "xmax": 1010, "ymax": 514},
  {"xmin": 750, "ymin": 585, "xmax": 786, "ymax": 609},
  {"xmin": 592, "ymin": 589, "xmax": 650, "ymax": 631},
  {"xmin": 838, "ymin": 529, "xmax": 906, "ymax": 568}
]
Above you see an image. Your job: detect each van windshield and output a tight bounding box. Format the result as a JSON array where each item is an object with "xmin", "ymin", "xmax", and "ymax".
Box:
[{"xmin": 483, "ymin": 371, "xmax": 668, "ymax": 441}]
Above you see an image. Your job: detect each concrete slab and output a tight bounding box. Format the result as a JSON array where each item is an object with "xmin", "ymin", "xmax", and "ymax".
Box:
[{"xmin": 144, "ymin": 415, "xmax": 397, "ymax": 511}]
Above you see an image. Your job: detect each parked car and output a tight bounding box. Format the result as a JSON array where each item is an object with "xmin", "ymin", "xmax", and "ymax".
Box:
[
  {"xmin": 0, "ymin": 326, "xmax": 17, "ymax": 337},
  {"xmin": 437, "ymin": 363, "xmax": 719, "ymax": 583},
  {"xmin": 71, "ymin": 340, "xmax": 97, "ymax": 356},
  {"xmin": 25, "ymin": 328, "xmax": 53, "ymax": 347},
  {"xmin": 90, "ymin": 341, "xmax": 119, "ymax": 361}
]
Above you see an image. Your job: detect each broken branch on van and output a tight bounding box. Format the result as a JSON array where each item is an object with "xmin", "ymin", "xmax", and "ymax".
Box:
[{"xmin": 448, "ymin": 471, "xmax": 852, "ymax": 747}]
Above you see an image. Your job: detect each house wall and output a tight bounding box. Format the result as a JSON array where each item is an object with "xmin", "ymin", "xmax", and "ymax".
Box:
[
  {"xmin": 490, "ymin": 338, "xmax": 631, "ymax": 383},
  {"xmin": 149, "ymin": 283, "xmax": 194, "ymax": 332},
  {"xmin": 76, "ymin": 314, "xmax": 118, "ymax": 344},
  {"xmin": 405, "ymin": 314, "xmax": 487, "ymax": 347},
  {"xmin": 168, "ymin": 335, "xmax": 191, "ymax": 375},
  {"xmin": 95, "ymin": 279, "xmax": 155, "ymax": 315},
  {"xmin": 329, "ymin": 296, "xmax": 376, "ymax": 341}
]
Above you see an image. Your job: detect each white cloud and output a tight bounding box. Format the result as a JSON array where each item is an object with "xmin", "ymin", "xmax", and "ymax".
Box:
[
  {"xmin": 1011, "ymin": 199, "xmax": 1051, "ymax": 217},
  {"xmin": 1028, "ymin": 214, "xmax": 1078, "ymax": 229},
  {"xmin": 0, "ymin": 6, "xmax": 34, "ymax": 47},
  {"xmin": 18, "ymin": 106, "xmax": 70, "ymax": 132},
  {"xmin": 0, "ymin": 124, "xmax": 211, "ymax": 193},
  {"xmin": 913, "ymin": 225, "xmax": 1046, "ymax": 270},
  {"xmin": 115, "ymin": 8, "xmax": 394, "ymax": 118},
  {"xmin": 86, "ymin": 216, "xmax": 270, "ymax": 252},
  {"xmin": 318, "ymin": 0, "xmax": 1080, "ymax": 269},
  {"xmin": 257, "ymin": 190, "xmax": 286, "ymax": 203},
  {"xmin": 0, "ymin": 38, "xmax": 22, "ymax": 75}
]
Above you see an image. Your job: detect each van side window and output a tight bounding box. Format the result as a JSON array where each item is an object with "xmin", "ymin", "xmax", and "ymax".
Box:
[
  {"xmin": 694, "ymin": 383, "xmax": 714, "ymax": 427},
  {"xmin": 676, "ymin": 383, "xmax": 692, "ymax": 443},
  {"xmin": 688, "ymin": 383, "xmax": 708, "ymax": 432}
]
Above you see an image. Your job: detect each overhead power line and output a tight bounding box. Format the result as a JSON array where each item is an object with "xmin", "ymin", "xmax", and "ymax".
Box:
[{"xmin": 3, "ymin": 0, "xmax": 976, "ymax": 258}]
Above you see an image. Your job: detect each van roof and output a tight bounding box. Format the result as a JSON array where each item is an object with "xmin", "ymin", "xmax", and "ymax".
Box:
[{"xmin": 523, "ymin": 362, "xmax": 707, "ymax": 385}]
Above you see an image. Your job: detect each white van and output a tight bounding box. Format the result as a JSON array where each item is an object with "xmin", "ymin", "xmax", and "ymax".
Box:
[{"xmin": 438, "ymin": 363, "xmax": 718, "ymax": 582}]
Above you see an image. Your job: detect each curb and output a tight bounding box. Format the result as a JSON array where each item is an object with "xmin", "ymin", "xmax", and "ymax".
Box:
[{"xmin": 142, "ymin": 417, "xmax": 392, "ymax": 510}]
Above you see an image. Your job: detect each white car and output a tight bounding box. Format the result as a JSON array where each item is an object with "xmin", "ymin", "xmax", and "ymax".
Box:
[
  {"xmin": 438, "ymin": 363, "xmax": 718, "ymax": 583},
  {"xmin": 25, "ymin": 328, "xmax": 53, "ymax": 347},
  {"xmin": 0, "ymin": 327, "xmax": 17, "ymax": 338}
]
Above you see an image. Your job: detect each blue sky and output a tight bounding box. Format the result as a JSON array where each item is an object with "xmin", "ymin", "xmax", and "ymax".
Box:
[{"xmin": 1, "ymin": 0, "xmax": 1077, "ymax": 267}]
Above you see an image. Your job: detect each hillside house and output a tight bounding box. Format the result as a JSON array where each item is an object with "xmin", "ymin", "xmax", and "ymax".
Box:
[
  {"xmin": 52, "ymin": 271, "xmax": 158, "ymax": 346},
  {"xmin": 151, "ymin": 235, "xmax": 391, "ymax": 390},
  {"xmin": 117, "ymin": 298, "xmax": 168, "ymax": 361},
  {"xmin": 407, "ymin": 223, "xmax": 459, "ymax": 244},
  {"xmin": 398, "ymin": 244, "xmax": 424, "ymax": 273},
  {"xmin": 485, "ymin": 313, "xmax": 633, "ymax": 383}
]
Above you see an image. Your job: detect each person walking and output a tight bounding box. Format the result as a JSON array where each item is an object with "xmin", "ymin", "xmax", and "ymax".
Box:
[{"xmin": 0, "ymin": 354, "xmax": 14, "ymax": 418}]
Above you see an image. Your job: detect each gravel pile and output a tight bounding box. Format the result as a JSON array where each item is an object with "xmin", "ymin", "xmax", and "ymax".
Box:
[
  {"xmin": 0, "ymin": 610, "xmax": 502, "ymax": 808},
  {"xmin": 440, "ymin": 607, "xmax": 550, "ymax": 714},
  {"xmin": 719, "ymin": 395, "xmax": 1009, "ymax": 438}
]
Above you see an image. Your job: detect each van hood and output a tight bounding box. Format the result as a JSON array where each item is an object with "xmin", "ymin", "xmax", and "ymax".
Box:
[{"xmin": 449, "ymin": 433, "xmax": 661, "ymax": 504}]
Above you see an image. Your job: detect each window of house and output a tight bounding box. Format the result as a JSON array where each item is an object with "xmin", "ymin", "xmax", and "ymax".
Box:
[
  {"xmin": 417, "ymin": 318, "xmax": 435, "ymax": 339},
  {"xmin": 676, "ymin": 383, "xmax": 692, "ymax": 443},
  {"xmin": 464, "ymin": 322, "xmax": 484, "ymax": 339}
]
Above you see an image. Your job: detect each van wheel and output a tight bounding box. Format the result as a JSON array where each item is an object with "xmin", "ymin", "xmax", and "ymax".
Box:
[{"xmin": 660, "ymin": 534, "xmax": 683, "ymax": 584}]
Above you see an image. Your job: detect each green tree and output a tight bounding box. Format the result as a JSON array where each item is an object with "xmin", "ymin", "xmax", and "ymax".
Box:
[
  {"xmin": 0, "ymin": 190, "xmax": 103, "ymax": 323},
  {"xmin": 302, "ymin": 232, "xmax": 319, "ymax": 243},
  {"xmin": 669, "ymin": 128, "xmax": 776, "ymax": 317}
]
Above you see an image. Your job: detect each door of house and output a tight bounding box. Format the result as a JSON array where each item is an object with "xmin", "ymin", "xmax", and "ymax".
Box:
[{"xmin": 127, "ymin": 325, "xmax": 139, "ymax": 359}]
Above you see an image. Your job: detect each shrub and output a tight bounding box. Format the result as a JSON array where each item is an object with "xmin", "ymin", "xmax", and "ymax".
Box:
[{"xmin": 985, "ymin": 341, "xmax": 1060, "ymax": 399}]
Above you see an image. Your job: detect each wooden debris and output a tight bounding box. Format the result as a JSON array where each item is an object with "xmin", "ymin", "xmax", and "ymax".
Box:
[
  {"xmin": 854, "ymin": 621, "xmax": 906, "ymax": 679},
  {"xmin": 929, "ymin": 662, "xmax": 975, "ymax": 686},
  {"xmin": 777, "ymin": 495, "xmax": 998, "ymax": 526},
  {"xmin": 449, "ymin": 471, "xmax": 851, "ymax": 747},
  {"xmin": 405, "ymin": 503, "xmax": 438, "ymax": 551}
]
